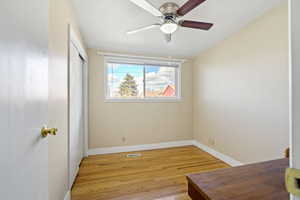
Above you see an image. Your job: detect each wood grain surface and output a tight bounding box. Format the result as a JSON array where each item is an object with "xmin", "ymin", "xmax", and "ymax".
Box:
[
  {"xmin": 187, "ymin": 158, "xmax": 289, "ymax": 200},
  {"xmin": 71, "ymin": 146, "xmax": 229, "ymax": 200}
]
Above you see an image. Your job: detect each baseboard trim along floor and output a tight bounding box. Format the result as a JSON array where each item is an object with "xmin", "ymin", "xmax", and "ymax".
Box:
[
  {"xmin": 88, "ymin": 140, "xmax": 194, "ymax": 155},
  {"xmin": 192, "ymin": 141, "xmax": 243, "ymax": 167},
  {"xmin": 88, "ymin": 140, "xmax": 243, "ymax": 167},
  {"xmin": 64, "ymin": 190, "xmax": 71, "ymax": 200}
]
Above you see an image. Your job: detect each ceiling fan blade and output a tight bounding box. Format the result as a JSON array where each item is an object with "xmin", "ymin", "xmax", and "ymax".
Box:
[
  {"xmin": 177, "ymin": 0, "xmax": 206, "ymax": 16},
  {"xmin": 164, "ymin": 34, "xmax": 171, "ymax": 43},
  {"xmin": 129, "ymin": 0, "xmax": 162, "ymax": 17},
  {"xmin": 179, "ymin": 20, "xmax": 213, "ymax": 30},
  {"xmin": 127, "ymin": 24, "xmax": 160, "ymax": 34}
]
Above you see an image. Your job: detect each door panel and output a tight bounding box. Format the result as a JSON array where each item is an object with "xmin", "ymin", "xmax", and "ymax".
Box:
[
  {"xmin": 291, "ymin": 0, "xmax": 300, "ymax": 199},
  {"xmin": 69, "ymin": 43, "xmax": 84, "ymax": 187},
  {"xmin": 0, "ymin": 0, "xmax": 48, "ymax": 199}
]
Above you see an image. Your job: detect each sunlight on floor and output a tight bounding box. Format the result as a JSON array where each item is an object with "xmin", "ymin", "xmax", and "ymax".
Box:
[{"xmin": 154, "ymin": 194, "xmax": 191, "ymax": 200}]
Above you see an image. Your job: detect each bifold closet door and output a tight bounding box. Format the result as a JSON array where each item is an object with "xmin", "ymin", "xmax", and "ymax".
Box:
[{"xmin": 69, "ymin": 42, "xmax": 84, "ymax": 187}]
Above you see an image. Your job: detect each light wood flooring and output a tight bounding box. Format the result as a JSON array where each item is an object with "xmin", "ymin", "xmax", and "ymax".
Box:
[{"xmin": 71, "ymin": 145, "xmax": 229, "ymax": 200}]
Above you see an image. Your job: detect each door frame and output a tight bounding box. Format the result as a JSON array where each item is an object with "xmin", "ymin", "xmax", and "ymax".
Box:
[
  {"xmin": 67, "ymin": 24, "xmax": 89, "ymax": 189},
  {"xmin": 290, "ymin": 0, "xmax": 300, "ymax": 199}
]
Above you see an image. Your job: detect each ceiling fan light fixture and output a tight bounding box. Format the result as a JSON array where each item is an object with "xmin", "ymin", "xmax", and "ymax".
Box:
[
  {"xmin": 128, "ymin": 0, "xmax": 213, "ymax": 42},
  {"xmin": 160, "ymin": 21, "xmax": 178, "ymax": 34}
]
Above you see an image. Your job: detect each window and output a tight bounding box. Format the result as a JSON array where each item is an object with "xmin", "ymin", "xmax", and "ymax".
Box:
[{"xmin": 105, "ymin": 57, "xmax": 181, "ymax": 102}]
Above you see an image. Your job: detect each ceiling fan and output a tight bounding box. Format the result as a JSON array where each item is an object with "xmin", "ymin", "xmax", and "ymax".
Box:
[{"xmin": 127, "ymin": 0, "xmax": 213, "ymax": 42}]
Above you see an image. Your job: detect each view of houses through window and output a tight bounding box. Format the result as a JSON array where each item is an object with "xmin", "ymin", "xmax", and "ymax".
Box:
[{"xmin": 106, "ymin": 61, "xmax": 179, "ymax": 100}]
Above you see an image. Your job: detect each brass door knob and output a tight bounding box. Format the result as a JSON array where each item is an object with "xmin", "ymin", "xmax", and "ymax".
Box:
[{"xmin": 41, "ymin": 126, "xmax": 58, "ymax": 138}]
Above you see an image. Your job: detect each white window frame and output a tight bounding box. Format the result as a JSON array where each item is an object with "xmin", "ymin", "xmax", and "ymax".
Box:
[{"xmin": 104, "ymin": 56, "xmax": 182, "ymax": 102}]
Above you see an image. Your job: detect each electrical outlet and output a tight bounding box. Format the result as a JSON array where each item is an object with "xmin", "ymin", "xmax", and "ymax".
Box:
[
  {"xmin": 122, "ymin": 137, "xmax": 126, "ymax": 143},
  {"xmin": 208, "ymin": 138, "xmax": 212, "ymax": 145},
  {"xmin": 208, "ymin": 138, "xmax": 215, "ymax": 146},
  {"xmin": 211, "ymin": 138, "xmax": 215, "ymax": 146}
]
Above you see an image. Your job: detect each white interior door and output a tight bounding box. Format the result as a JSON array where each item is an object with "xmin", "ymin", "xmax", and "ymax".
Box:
[
  {"xmin": 291, "ymin": 0, "xmax": 300, "ymax": 200},
  {"xmin": 69, "ymin": 42, "xmax": 84, "ymax": 187},
  {"xmin": 0, "ymin": 0, "xmax": 49, "ymax": 199}
]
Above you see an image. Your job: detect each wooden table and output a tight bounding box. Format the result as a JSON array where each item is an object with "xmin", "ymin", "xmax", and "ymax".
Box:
[{"xmin": 187, "ymin": 158, "xmax": 289, "ymax": 200}]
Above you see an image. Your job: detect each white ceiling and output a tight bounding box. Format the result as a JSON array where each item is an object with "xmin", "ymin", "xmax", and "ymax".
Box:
[{"xmin": 72, "ymin": 0, "xmax": 284, "ymax": 58}]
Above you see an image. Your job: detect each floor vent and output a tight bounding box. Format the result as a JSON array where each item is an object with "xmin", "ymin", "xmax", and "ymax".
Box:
[{"xmin": 126, "ymin": 153, "xmax": 142, "ymax": 158}]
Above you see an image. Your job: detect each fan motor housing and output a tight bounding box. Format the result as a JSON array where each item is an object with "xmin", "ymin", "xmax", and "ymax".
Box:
[{"xmin": 159, "ymin": 2, "xmax": 179, "ymax": 16}]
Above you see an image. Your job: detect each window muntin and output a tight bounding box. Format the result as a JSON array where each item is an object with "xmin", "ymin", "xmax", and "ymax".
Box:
[{"xmin": 105, "ymin": 60, "xmax": 180, "ymax": 101}]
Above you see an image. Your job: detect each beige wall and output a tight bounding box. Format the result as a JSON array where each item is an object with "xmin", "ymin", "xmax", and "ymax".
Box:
[
  {"xmin": 88, "ymin": 49, "xmax": 193, "ymax": 148},
  {"xmin": 49, "ymin": 0, "xmax": 84, "ymax": 199},
  {"xmin": 193, "ymin": 2, "xmax": 289, "ymax": 164},
  {"xmin": 87, "ymin": 1, "xmax": 288, "ymax": 164}
]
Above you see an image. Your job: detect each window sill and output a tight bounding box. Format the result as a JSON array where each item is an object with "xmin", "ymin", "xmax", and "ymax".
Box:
[{"xmin": 104, "ymin": 98, "xmax": 182, "ymax": 103}]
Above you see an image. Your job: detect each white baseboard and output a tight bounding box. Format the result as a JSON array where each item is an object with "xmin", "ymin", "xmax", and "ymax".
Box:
[
  {"xmin": 192, "ymin": 140, "xmax": 243, "ymax": 167},
  {"xmin": 64, "ymin": 190, "xmax": 71, "ymax": 200},
  {"xmin": 88, "ymin": 140, "xmax": 243, "ymax": 167},
  {"xmin": 88, "ymin": 140, "xmax": 194, "ymax": 155}
]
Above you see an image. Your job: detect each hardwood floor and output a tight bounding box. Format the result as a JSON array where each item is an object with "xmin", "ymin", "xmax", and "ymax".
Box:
[{"xmin": 71, "ymin": 146, "xmax": 229, "ymax": 200}]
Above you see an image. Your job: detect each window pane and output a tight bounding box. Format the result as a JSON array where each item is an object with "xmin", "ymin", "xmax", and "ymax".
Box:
[
  {"xmin": 145, "ymin": 66, "xmax": 176, "ymax": 97},
  {"xmin": 107, "ymin": 63, "xmax": 144, "ymax": 98}
]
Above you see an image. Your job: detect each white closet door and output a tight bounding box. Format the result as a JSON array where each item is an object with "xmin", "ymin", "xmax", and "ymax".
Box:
[
  {"xmin": 69, "ymin": 43, "xmax": 84, "ymax": 187},
  {"xmin": 291, "ymin": 0, "xmax": 300, "ymax": 200},
  {"xmin": 0, "ymin": 0, "xmax": 49, "ymax": 199}
]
